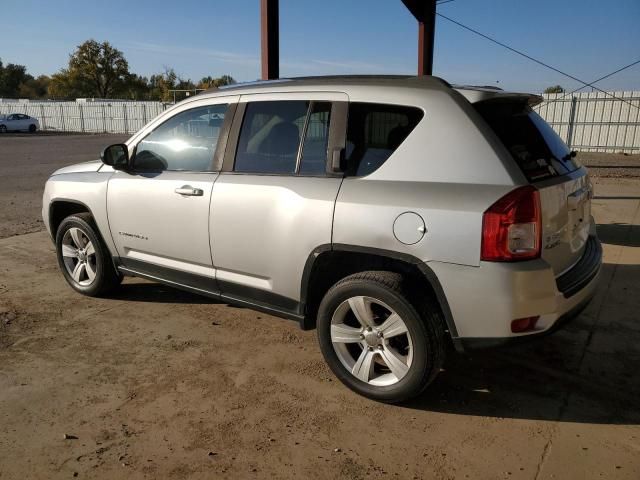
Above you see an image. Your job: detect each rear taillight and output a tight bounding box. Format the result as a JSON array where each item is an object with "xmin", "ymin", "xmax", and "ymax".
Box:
[
  {"xmin": 511, "ymin": 316, "xmax": 539, "ymax": 333},
  {"xmin": 481, "ymin": 186, "xmax": 541, "ymax": 262}
]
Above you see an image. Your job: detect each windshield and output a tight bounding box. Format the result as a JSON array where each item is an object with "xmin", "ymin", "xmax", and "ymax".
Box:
[{"xmin": 475, "ymin": 100, "xmax": 581, "ymax": 182}]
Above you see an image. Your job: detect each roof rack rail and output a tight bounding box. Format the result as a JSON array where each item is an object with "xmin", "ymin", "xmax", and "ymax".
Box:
[
  {"xmin": 289, "ymin": 74, "xmax": 413, "ymax": 80},
  {"xmin": 215, "ymin": 78, "xmax": 291, "ymax": 91},
  {"xmin": 453, "ymin": 84, "xmax": 504, "ymax": 91}
]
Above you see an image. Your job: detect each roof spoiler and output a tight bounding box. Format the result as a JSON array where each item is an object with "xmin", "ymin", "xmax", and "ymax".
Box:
[
  {"xmin": 454, "ymin": 86, "xmax": 544, "ymax": 107},
  {"xmin": 479, "ymin": 92, "xmax": 544, "ymax": 107}
]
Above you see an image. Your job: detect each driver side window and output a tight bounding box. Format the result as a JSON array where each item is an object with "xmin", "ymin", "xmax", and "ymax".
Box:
[{"xmin": 133, "ymin": 104, "xmax": 229, "ymax": 172}]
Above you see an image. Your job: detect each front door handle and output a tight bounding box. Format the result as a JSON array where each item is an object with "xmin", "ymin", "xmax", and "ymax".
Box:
[{"xmin": 175, "ymin": 185, "xmax": 203, "ymax": 196}]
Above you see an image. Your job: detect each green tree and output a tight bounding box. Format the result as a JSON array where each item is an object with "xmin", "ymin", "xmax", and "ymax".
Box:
[
  {"xmin": 49, "ymin": 40, "xmax": 130, "ymax": 99},
  {"xmin": 122, "ymin": 74, "xmax": 151, "ymax": 100},
  {"xmin": 198, "ymin": 74, "xmax": 236, "ymax": 89},
  {"xmin": 18, "ymin": 75, "xmax": 51, "ymax": 99},
  {"xmin": 148, "ymin": 67, "xmax": 179, "ymax": 102},
  {"xmin": 544, "ymin": 85, "xmax": 565, "ymax": 94},
  {"xmin": 48, "ymin": 68, "xmax": 85, "ymax": 99},
  {"xmin": 146, "ymin": 67, "xmax": 223, "ymax": 102},
  {"xmin": 0, "ymin": 59, "xmax": 31, "ymax": 97}
]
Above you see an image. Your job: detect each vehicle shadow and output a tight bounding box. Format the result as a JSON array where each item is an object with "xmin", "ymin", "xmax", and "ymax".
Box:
[
  {"xmin": 108, "ymin": 280, "xmax": 221, "ymax": 305},
  {"xmin": 596, "ymin": 223, "xmax": 640, "ymax": 247},
  {"xmin": 105, "ymin": 264, "xmax": 640, "ymax": 425},
  {"xmin": 406, "ymin": 263, "xmax": 640, "ymax": 425}
]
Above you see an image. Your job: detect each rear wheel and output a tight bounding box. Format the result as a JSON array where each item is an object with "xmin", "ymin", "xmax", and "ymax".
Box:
[
  {"xmin": 55, "ymin": 214, "xmax": 122, "ymax": 296},
  {"xmin": 28, "ymin": 124, "xmax": 36, "ymax": 133},
  {"xmin": 317, "ymin": 271, "xmax": 445, "ymax": 403}
]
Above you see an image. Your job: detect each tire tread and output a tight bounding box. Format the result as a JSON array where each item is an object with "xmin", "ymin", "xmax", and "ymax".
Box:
[
  {"xmin": 56, "ymin": 214, "xmax": 121, "ymax": 296},
  {"xmin": 318, "ymin": 270, "xmax": 446, "ymax": 403}
]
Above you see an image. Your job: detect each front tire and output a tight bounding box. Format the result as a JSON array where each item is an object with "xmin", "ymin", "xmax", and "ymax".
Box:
[
  {"xmin": 0, "ymin": 125, "xmax": 6, "ymax": 133},
  {"xmin": 55, "ymin": 214, "xmax": 122, "ymax": 296},
  {"xmin": 317, "ymin": 271, "xmax": 445, "ymax": 403},
  {"xmin": 28, "ymin": 124, "xmax": 37, "ymax": 133}
]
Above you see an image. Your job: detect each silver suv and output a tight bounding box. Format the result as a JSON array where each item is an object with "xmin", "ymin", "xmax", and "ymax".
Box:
[{"xmin": 42, "ymin": 76, "xmax": 601, "ymax": 402}]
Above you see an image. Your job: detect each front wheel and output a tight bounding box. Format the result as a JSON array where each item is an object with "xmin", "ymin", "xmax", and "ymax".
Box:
[
  {"xmin": 28, "ymin": 124, "xmax": 37, "ymax": 133},
  {"xmin": 317, "ymin": 271, "xmax": 445, "ymax": 403},
  {"xmin": 55, "ymin": 214, "xmax": 122, "ymax": 296},
  {"xmin": 0, "ymin": 125, "xmax": 6, "ymax": 133}
]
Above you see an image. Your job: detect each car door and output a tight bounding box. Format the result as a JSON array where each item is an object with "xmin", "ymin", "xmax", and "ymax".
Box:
[
  {"xmin": 18, "ymin": 114, "xmax": 30, "ymax": 130},
  {"xmin": 210, "ymin": 92, "xmax": 348, "ymax": 314},
  {"xmin": 21, "ymin": 114, "xmax": 34, "ymax": 130},
  {"xmin": 7, "ymin": 114, "xmax": 21, "ymax": 130},
  {"xmin": 107, "ymin": 97, "xmax": 238, "ymax": 291}
]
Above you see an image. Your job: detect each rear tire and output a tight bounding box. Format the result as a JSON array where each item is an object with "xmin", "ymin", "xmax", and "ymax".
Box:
[
  {"xmin": 317, "ymin": 271, "xmax": 445, "ymax": 403},
  {"xmin": 55, "ymin": 214, "xmax": 122, "ymax": 296}
]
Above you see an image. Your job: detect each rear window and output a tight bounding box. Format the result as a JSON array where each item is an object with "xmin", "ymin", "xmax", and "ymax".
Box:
[
  {"xmin": 475, "ymin": 101, "xmax": 581, "ymax": 182},
  {"xmin": 345, "ymin": 103, "xmax": 423, "ymax": 177}
]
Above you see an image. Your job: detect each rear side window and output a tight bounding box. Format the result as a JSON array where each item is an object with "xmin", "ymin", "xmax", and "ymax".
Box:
[
  {"xmin": 299, "ymin": 102, "xmax": 331, "ymax": 175},
  {"xmin": 234, "ymin": 100, "xmax": 332, "ymax": 175},
  {"xmin": 235, "ymin": 101, "xmax": 307, "ymax": 174},
  {"xmin": 345, "ymin": 103, "xmax": 423, "ymax": 177},
  {"xmin": 475, "ymin": 101, "xmax": 581, "ymax": 182}
]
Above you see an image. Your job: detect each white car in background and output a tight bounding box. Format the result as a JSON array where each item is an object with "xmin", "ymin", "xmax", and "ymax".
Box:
[{"xmin": 0, "ymin": 113, "xmax": 40, "ymax": 133}]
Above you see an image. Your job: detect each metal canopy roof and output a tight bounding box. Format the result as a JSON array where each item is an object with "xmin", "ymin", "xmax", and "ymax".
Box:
[{"xmin": 260, "ymin": 0, "xmax": 438, "ymax": 80}]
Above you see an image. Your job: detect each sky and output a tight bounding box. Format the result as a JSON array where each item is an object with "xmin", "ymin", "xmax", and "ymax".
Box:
[{"xmin": 1, "ymin": 0, "xmax": 639, "ymax": 93}]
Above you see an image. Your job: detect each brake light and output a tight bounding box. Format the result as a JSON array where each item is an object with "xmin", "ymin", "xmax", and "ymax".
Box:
[
  {"xmin": 481, "ymin": 186, "xmax": 541, "ymax": 261},
  {"xmin": 511, "ymin": 316, "xmax": 539, "ymax": 333}
]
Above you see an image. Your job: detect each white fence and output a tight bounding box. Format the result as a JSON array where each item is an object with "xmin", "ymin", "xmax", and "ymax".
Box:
[
  {"xmin": 0, "ymin": 101, "xmax": 167, "ymax": 134},
  {"xmin": 2, "ymin": 94, "xmax": 640, "ymax": 153},
  {"xmin": 535, "ymin": 91, "xmax": 640, "ymax": 153}
]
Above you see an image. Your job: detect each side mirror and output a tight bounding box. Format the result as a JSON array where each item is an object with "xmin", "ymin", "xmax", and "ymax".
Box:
[{"xmin": 100, "ymin": 144, "xmax": 129, "ymax": 170}]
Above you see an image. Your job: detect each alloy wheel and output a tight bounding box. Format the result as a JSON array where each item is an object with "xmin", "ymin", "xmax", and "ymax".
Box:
[
  {"xmin": 330, "ymin": 296, "xmax": 413, "ymax": 386},
  {"xmin": 61, "ymin": 227, "xmax": 97, "ymax": 286}
]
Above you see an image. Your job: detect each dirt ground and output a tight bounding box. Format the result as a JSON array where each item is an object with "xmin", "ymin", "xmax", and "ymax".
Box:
[
  {"xmin": 0, "ymin": 133, "xmax": 128, "ymax": 239},
  {"xmin": 0, "ymin": 134, "xmax": 639, "ymax": 479}
]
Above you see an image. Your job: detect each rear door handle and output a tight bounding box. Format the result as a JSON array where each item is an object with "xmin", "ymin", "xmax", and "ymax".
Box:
[{"xmin": 175, "ymin": 185, "xmax": 203, "ymax": 196}]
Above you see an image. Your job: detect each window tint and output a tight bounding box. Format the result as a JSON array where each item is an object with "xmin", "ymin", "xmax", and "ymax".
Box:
[
  {"xmin": 299, "ymin": 102, "xmax": 331, "ymax": 175},
  {"xmin": 133, "ymin": 104, "xmax": 228, "ymax": 172},
  {"xmin": 234, "ymin": 101, "xmax": 307, "ymax": 174},
  {"xmin": 475, "ymin": 101, "xmax": 580, "ymax": 182},
  {"xmin": 345, "ymin": 103, "xmax": 423, "ymax": 177}
]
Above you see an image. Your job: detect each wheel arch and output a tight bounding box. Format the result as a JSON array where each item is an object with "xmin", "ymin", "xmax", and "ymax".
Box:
[
  {"xmin": 300, "ymin": 244, "xmax": 459, "ymax": 342},
  {"xmin": 49, "ymin": 199, "xmax": 94, "ymax": 238}
]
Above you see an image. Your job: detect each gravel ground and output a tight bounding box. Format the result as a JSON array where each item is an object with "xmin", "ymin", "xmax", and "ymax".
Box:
[
  {"xmin": 581, "ymin": 152, "xmax": 640, "ymax": 178},
  {"xmin": 0, "ymin": 133, "xmax": 128, "ymax": 239},
  {"xmin": 0, "ymin": 135, "xmax": 639, "ymax": 479}
]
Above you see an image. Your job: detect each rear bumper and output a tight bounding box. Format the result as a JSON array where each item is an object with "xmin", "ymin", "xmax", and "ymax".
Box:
[
  {"xmin": 555, "ymin": 236, "xmax": 601, "ymax": 298},
  {"xmin": 457, "ymin": 289, "xmax": 594, "ymax": 349},
  {"xmin": 429, "ymin": 235, "xmax": 602, "ymax": 349}
]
